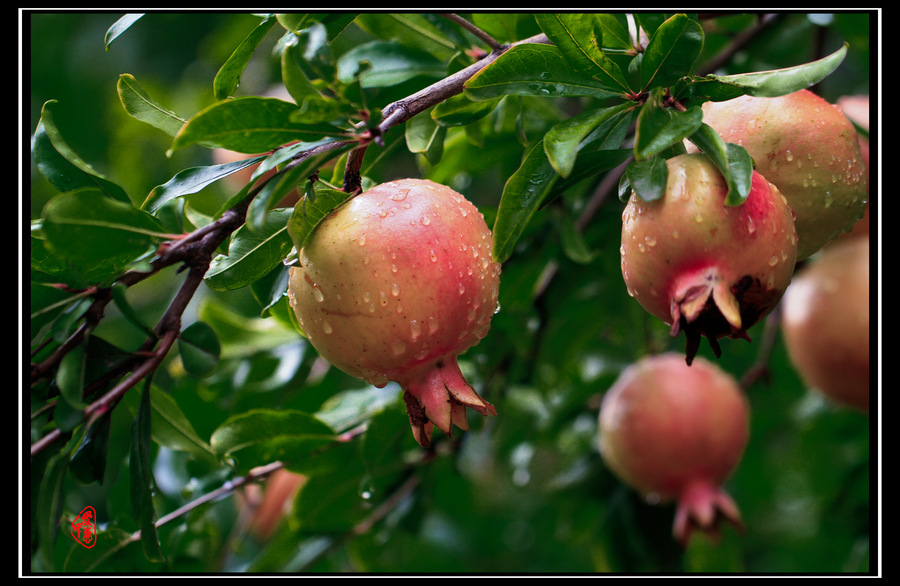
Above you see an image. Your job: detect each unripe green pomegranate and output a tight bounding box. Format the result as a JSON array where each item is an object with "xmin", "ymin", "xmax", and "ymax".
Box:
[
  {"xmin": 620, "ymin": 153, "xmax": 798, "ymax": 364},
  {"xmin": 697, "ymin": 90, "xmax": 867, "ymax": 259},
  {"xmin": 781, "ymin": 236, "xmax": 870, "ymax": 413},
  {"xmin": 598, "ymin": 353, "xmax": 749, "ymax": 546},
  {"xmin": 287, "ymin": 178, "xmax": 501, "ymax": 447}
]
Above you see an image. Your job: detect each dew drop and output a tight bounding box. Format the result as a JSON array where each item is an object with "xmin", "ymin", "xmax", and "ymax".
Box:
[
  {"xmin": 410, "ymin": 319, "xmax": 422, "ymax": 341},
  {"xmin": 357, "ymin": 233, "xmax": 367, "ymax": 246},
  {"xmin": 322, "ymin": 321, "xmax": 333, "ymax": 334},
  {"xmin": 391, "ymin": 283, "xmax": 400, "ymax": 296},
  {"xmin": 427, "ymin": 316, "xmax": 439, "ymax": 334},
  {"xmin": 390, "ymin": 189, "xmax": 409, "ymax": 202},
  {"xmin": 391, "ymin": 340, "xmax": 406, "ymax": 355}
]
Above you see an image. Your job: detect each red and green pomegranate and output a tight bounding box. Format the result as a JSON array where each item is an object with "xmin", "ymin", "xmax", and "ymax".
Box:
[
  {"xmin": 697, "ymin": 89, "xmax": 867, "ymax": 259},
  {"xmin": 287, "ymin": 178, "xmax": 501, "ymax": 447},
  {"xmin": 598, "ymin": 353, "xmax": 750, "ymax": 545},
  {"xmin": 620, "ymin": 153, "xmax": 798, "ymax": 364}
]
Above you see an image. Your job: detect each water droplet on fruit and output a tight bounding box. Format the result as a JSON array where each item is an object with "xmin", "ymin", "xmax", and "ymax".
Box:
[
  {"xmin": 390, "ymin": 189, "xmax": 409, "ymax": 202},
  {"xmin": 391, "ymin": 283, "xmax": 400, "ymax": 296},
  {"xmin": 410, "ymin": 320, "xmax": 422, "ymax": 341},
  {"xmin": 322, "ymin": 320, "xmax": 333, "ymax": 334},
  {"xmin": 358, "ymin": 233, "xmax": 367, "ymax": 246},
  {"xmin": 313, "ymin": 287, "xmax": 324, "ymax": 303},
  {"xmin": 391, "ymin": 340, "xmax": 406, "ymax": 355}
]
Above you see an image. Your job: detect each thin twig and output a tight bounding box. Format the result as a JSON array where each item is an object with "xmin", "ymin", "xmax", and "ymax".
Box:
[{"xmin": 440, "ymin": 13, "xmax": 503, "ymax": 51}]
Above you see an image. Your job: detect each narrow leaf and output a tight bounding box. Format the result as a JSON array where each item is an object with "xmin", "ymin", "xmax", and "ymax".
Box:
[
  {"xmin": 205, "ymin": 208, "xmax": 296, "ymax": 291},
  {"xmin": 32, "ymin": 100, "xmax": 130, "ymax": 202},
  {"xmin": 130, "ymin": 384, "xmax": 165, "ymax": 563},
  {"xmin": 544, "ymin": 102, "xmax": 634, "ymax": 178},
  {"xmin": 492, "ymin": 140, "xmax": 559, "ymax": 264},
  {"xmin": 640, "ymin": 14, "xmax": 704, "ymax": 91},
  {"xmin": 105, "ymin": 13, "xmax": 143, "ymax": 50},
  {"xmin": 142, "ymin": 156, "xmax": 266, "ymax": 213},
  {"xmin": 117, "ymin": 74, "xmax": 186, "ymax": 137},
  {"xmin": 213, "ymin": 14, "xmax": 277, "ymax": 100},
  {"xmin": 712, "ymin": 43, "xmax": 849, "ymax": 98}
]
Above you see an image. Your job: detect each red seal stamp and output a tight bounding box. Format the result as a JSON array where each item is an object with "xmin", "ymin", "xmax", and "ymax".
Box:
[{"xmin": 71, "ymin": 506, "xmax": 97, "ymax": 548}]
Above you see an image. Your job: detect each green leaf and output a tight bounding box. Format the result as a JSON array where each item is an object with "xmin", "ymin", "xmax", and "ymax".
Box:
[
  {"xmin": 142, "ymin": 156, "xmax": 266, "ymax": 213},
  {"xmin": 280, "ymin": 39, "xmax": 323, "ymax": 104},
  {"xmin": 624, "ymin": 156, "xmax": 669, "ymax": 202},
  {"xmin": 69, "ymin": 414, "xmax": 111, "ymax": 485},
  {"xmin": 544, "ymin": 101, "xmax": 635, "ymax": 178},
  {"xmin": 710, "ymin": 43, "xmax": 849, "ymax": 98},
  {"xmin": 286, "ymin": 185, "xmax": 353, "ymax": 251},
  {"xmin": 171, "ymin": 96, "xmax": 339, "ymax": 154},
  {"xmin": 146, "ymin": 387, "xmax": 217, "ymax": 463},
  {"xmin": 104, "ymin": 13, "xmax": 143, "ymax": 50},
  {"xmin": 36, "ymin": 438, "xmax": 76, "ymax": 570},
  {"xmin": 178, "ymin": 321, "xmax": 221, "ymax": 377},
  {"xmin": 431, "ymin": 93, "xmax": 501, "ymax": 127},
  {"xmin": 209, "ymin": 409, "xmax": 337, "ymax": 473},
  {"xmin": 116, "ymin": 74, "xmax": 186, "ymax": 137},
  {"xmin": 32, "ymin": 100, "xmax": 130, "ymax": 202},
  {"xmin": 492, "ymin": 139, "xmax": 559, "ymax": 264},
  {"xmin": 204, "ymin": 207, "xmax": 295, "ymax": 291},
  {"xmin": 640, "ymin": 14, "xmax": 704, "ymax": 91},
  {"xmin": 465, "ymin": 43, "xmax": 623, "ymax": 101},
  {"xmin": 336, "ymin": 40, "xmax": 446, "ymax": 88},
  {"xmin": 687, "ymin": 123, "xmax": 754, "ymax": 205},
  {"xmin": 213, "ymin": 14, "xmax": 276, "ymax": 100},
  {"xmin": 41, "ymin": 188, "xmax": 166, "ymax": 283},
  {"xmin": 633, "ymin": 89, "xmax": 703, "ymax": 160},
  {"xmin": 130, "ymin": 384, "xmax": 165, "ymax": 563},
  {"xmin": 56, "ymin": 342, "xmax": 87, "ymax": 410},
  {"xmin": 405, "ymin": 111, "xmax": 446, "ymax": 164},
  {"xmin": 594, "ymin": 13, "xmax": 633, "ymax": 53},
  {"xmin": 535, "ymin": 13, "xmax": 631, "ymax": 94},
  {"xmin": 275, "ymin": 12, "xmax": 357, "ymax": 40}
]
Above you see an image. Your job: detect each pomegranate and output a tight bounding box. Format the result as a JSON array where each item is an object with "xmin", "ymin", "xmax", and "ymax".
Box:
[
  {"xmin": 620, "ymin": 153, "xmax": 798, "ymax": 364},
  {"xmin": 696, "ymin": 90, "xmax": 867, "ymax": 259},
  {"xmin": 287, "ymin": 178, "xmax": 501, "ymax": 447},
  {"xmin": 598, "ymin": 353, "xmax": 749, "ymax": 546},
  {"xmin": 781, "ymin": 236, "xmax": 870, "ymax": 413}
]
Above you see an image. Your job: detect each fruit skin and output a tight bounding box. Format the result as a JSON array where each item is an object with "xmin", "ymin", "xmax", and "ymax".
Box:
[
  {"xmin": 287, "ymin": 178, "xmax": 501, "ymax": 446},
  {"xmin": 781, "ymin": 236, "xmax": 870, "ymax": 413},
  {"xmin": 697, "ymin": 90, "xmax": 867, "ymax": 260},
  {"xmin": 598, "ymin": 353, "xmax": 749, "ymax": 546},
  {"xmin": 620, "ymin": 153, "xmax": 798, "ymax": 364}
]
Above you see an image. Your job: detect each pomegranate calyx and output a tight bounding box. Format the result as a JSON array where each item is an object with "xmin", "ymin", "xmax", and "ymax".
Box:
[
  {"xmin": 402, "ymin": 358, "xmax": 496, "ymax": 448},
  {"xmin": 669, "ymin": 267, "xmax": 749, "ymax": 365},
  {"xmin": 673, "ymin": 480, "xmax": 745, "ymax": 547}
]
